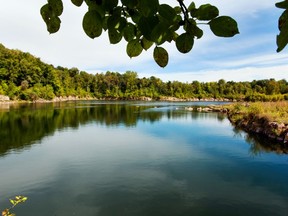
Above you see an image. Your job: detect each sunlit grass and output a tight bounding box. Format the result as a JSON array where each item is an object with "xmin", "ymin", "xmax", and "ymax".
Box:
[{"xmin": 226, "ymin": 101, "xmax": 288, "ymax": 124}]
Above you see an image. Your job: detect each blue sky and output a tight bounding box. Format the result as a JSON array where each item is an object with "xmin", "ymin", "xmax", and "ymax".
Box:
[{"xmin": 0, "ymin": 0, "xmax": 287, "ymax": 82}]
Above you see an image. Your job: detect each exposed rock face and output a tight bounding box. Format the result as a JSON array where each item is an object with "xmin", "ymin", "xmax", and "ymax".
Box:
[
  {"xmin": 185, "ymin": 107, "xmax": 193, "ymax": 111},
  {"xmin": 139, "ymin": 96, "xmax": 152, "ymax": 101},
  {"xmin": 0, "ymin": 95, "xmax": 9, "ymax": 101},
  {"xmin": 228, "ymin": 113, "xmax": 288, "ymax": 144},
  {"xmin": 284, "ymin": 133, "xmax": 288, "ymax": 144}
]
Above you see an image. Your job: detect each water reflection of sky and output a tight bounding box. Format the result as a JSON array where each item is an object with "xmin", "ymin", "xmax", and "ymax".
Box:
[{"xmin": 0, "ymin": 104, "xmax": 287, "ymax": 216}]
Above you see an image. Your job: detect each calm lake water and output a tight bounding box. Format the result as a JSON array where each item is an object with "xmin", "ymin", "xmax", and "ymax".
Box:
[{"xmin": 0, "ymin": 101, "xmax": 287, "ymax": 216}]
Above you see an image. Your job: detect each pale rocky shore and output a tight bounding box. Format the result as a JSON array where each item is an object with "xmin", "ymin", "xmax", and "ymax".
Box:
[
  {"xmin": 0, "ymin": 95, "xmax": 236, "ymax": 104},
  {"xmin": 1, "ymin": 94, "xmax": 287, "ymax": 146},
  {"xmin": 227, "ymin": 113, "xmax": 288, "ymax": 145}
]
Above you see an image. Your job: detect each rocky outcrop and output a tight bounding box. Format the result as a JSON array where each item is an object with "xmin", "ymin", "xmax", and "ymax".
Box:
[
  {"xmin": 185, "ymin": 107, "xmax": 194, "ymax": 111},
  {"xmin": 228, "ymin": 113, "xmax": 288, "ymax": 144},
  {"xmin": 0, "ymin": 95, "xmax": 9, "ymax": 101},
  {"xmin": 158, "ymin": 97, "xmax": 236, "ymax": 102}
]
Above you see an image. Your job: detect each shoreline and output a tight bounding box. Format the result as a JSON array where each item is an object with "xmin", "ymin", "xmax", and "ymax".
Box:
[
  {"xmin": 1, "ymin": 97, "xmax": 287, "ymax": 146},
  {"xmin": 227, "ymin": 112, "xmax": 288, "ymax": 145},
  {"xmin": 185, "ymin": 103, "xmax": 288, "ymax": 146},
  {"xmin": 0, "ymin": 96, "xmax": 236, "ymax": 105},
  {"xmin": 223, "ymin": 103, "xmax": 288, "ymax": 145}
]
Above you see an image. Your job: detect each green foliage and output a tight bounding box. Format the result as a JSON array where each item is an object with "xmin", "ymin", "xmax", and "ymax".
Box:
[
  {"xmin": 40, "ymin": 0, "xmax": 63, "ymax": 33},
  {"xmin": 209, "ymin": 16, "xmax": 239, "ymax": 37},
  {"xmin": 71, "ymin": 0, "xmax": 84, "ymax": 7},
  {"xmin": 176, "ymin": 33, "xmax": 194, "ymax": 53},
  {"xmin": 0, "ymin": 44, "xmax": 288, "ymax": 102},
  {"xmin": 153, "ymin": 46, "xmax": 168, "ymax": 67},
  {"xmin": 126, "ymin": 39, "xmax": 143, "ymax": 57},
  {"xmin": 228, "ymin": 101, "xmax": 288, "ymax": 124},
  {"xmin": 276, "ymin": 1, "xmax": 288, "ymax": 52},
  {"xmin": 192, "ymin": 4, "xmax": 219, "ymax": 21},
  {"xmin": 82, "ymin": 10, "xmax": 103, "ymax": 39},
  {"xmin": 2, "ymin": 196, "xmax": 28, "ymax": 216},
  {"xmin": 40, "ymin": 0, "xmax": 239, "ymax": 67}
]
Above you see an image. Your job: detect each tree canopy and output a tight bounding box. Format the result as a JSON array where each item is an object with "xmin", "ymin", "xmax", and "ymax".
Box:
[
  {"xmin": 40, "ymin": 0, "xmax": 240, "ymax": 67},
  {"xmin": 1, "ymin": 43, "xmax": 288, "ymax": 102},
  {"xmin": 40, "ymin": 0, "xmax": 288, "ymax": 67}
]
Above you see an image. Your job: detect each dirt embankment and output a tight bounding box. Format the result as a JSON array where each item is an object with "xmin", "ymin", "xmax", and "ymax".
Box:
[{"xmin": 227, "ymin": 111, "xmax": 288, "ymax": 144}]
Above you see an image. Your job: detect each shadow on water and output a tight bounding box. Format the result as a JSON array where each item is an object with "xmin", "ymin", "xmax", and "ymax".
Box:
[
  {"xmin": 233, "ymin": 127, "xmax": 288, "ymax": 155},
  {"xmin": 0, "ymin": 101, "xmax": 287, "ymax": 156}
]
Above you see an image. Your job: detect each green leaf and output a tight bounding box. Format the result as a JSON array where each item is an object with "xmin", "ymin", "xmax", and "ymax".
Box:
[
  {"xmin": 71, "ymin": 0, "xmax": 83, "ymax": 7},
  {"xmin": 278, "ymin": 10, "xmax": 288, "ymax": 31},
  {"xmin": 40, "ymin": 4, "xmax": 53, "ymax": 22},
  {"xmin": 184, "ymin": 20, "xmax": 203, "ymax": 39},
  {"xmin": 176, "ymin": 33, "xmax": 194, "ymax": 53},
  {"xmin": 209, "ymin": 16, "xmax": 239, "ymax": 37},
  {"xmin": 138, "ymin": 0, "xmax": 159, "ymax": 17},
  {"xmin": 194, "ymin": 4, "xmax": 219, "ymax": 20},
  {"xmin": 141, "ymin": 37, "xmax": 154, "ymax": 50},
  {"xmin": 103, "ymin": 0, "xmax": 118, "ymax": 11},
  {"xmin": 151, "ymin": 21, "xmax": 170, "ymax": 44},
  {"xmin": 138, "ymin": 15, "xmax": 159, "ymax": 41},
  {"xmin": 158, "ymin": 4, "xmax": 177, "ymax": 22},
  {"xmin": 277, "ymin": 10, "xmax": 288, "ymax": 52},
  {"xmin": 121, "ymin": 0, "xmax": 139, "ymax": 8},
  {"xmin": 102, "ymin": 16, "xmax": 109, "ymax": 30},
  {"xmin": 82, "ymin": 10, "xmax": 103, "ymax": 39},
  {"xmin": 40, "ymin": 2, "xmax": 63, "ymax": 34},
  {"xmin": 126, "ymin": 39, "xmax": 143, "ymax": 57},
  {"xmin": 174, "ymin": 6, "xmax": 182, "ymax": 14},
  {"xmin": 169, "ymin": 21, "xmax": 180, "ymax": 32},
  {"xmin": 116, "ymin": 17, "xmax": 127, "ymax": 32},
  {"xmin": 276, "ymin": 1, "xmax": 288, "ymax": 9},
  {"xmin": 108, "ymin": 28, "xmax": 122, "ymax": 44},
  {"xmin": 47, "ymin": 16, "xmax": 61, "ymax": 33},
  {"xmin": 188, "ymin": 2, "xmax": 196, "ymax": 11},
  {"xmin": 129, "ymin": 9, "xmax": 141, "ymax": 23},
  {"xmin": 153, "ymin": 46, "xmax": 169, "ymax": 67},
  {"xmin": 87, "ymin": 2, "xmax": 105, "ymax": 17},
  {"xmin": 123, "ymin": 23, "xmax": 136, "ymax": 42},
  {"xmin": 21, "ymin": 197, "xmax": 28, "ymax": 202},
  {"xmin": 107, "ymin": 13, "xmax": 121, "ymax": 29},
  {"xmin": 194, "ymin": 26, "xmax": 203, "ymax": 39},
  {"xmin": 48, "ymin": 0, "xmax": 63, "ymax": 16}
]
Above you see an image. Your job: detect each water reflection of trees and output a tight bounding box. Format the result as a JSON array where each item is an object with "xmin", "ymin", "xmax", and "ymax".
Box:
[
  {"xmin": 1, "ymin": 102, "xmax": 287, "ymax": 156},
  {"xmin": 0, "ymin": 103, "xmax": 162, "ymax": 155},
  {"xmin": 232, "ymin": 127, "xmax": 288, "ymax": 155}
]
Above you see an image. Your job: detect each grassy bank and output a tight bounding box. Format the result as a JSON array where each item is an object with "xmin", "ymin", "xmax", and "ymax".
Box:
[
  {"xmin": 227, "ymin": 101, "xmax": 288, "ymax": 124},
  {"xmin": 225, "ymin": 102, "xmax": 288, "ymax": 144}
]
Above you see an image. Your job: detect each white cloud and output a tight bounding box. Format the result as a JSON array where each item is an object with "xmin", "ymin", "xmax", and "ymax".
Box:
[
  {"xmin": 211, "ymin": 53, "xmax": 288, "ymax": 68},
  {"xmin": 163, "ymin": 0, "xmax": 276, "ymax": 16},
  {"xmin": 198, "ymin": 0, "xmax": 276, "ymax": 16},
  {"xmin": 142, "ymin": 65, "xmax": 288, "ymax": 82},
  {"xmin": 0, "ymin": 0, "xmax": 286, "ymax": 82}
]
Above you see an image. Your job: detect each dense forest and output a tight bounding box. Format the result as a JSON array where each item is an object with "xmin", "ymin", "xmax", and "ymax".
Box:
[{"xmin": 0, "ymin": 43, "xmax": 288, "ymax": 102}]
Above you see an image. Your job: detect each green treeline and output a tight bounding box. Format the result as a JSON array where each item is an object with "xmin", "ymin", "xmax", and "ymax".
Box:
[{"xmin": 1, "ymin": 43, "xmax": 288, "ymax": 101}]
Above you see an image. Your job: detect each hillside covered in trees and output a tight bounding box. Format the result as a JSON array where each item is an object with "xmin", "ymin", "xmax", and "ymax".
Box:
[{"xmin": 0, "ymin": 43, "xmax": 288, "ymax": 102}]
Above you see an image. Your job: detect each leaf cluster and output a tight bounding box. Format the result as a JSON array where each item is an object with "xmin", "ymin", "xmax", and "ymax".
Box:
[
  {"xmin": 40, "ymin": 0, "xmax": 63, "ymax": 33},
  {"xmin": 276, "ymin": 0, "xmax": 288, "ymax": 52},
  {"xmin": 2, "ymin": 196, "xmax": 28, "ymax": 216},
  {"xmin": 40, "ymin": 0, "xmax": 239, "ymax": 67},
  {"xmin": 1, "ymin": 43, "xmax": 288, "ymax": 102}
]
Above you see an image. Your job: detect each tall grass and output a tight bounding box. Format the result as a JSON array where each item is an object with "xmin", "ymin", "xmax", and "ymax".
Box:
[{"xmin": 227, "ymin": 101, "xmax": 288, "ymax": 124}]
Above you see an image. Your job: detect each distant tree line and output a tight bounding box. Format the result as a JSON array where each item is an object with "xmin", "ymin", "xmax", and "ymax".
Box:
[{"xmin": 0, "ymin": 43, "xmax": 288, "ymax": 101}]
